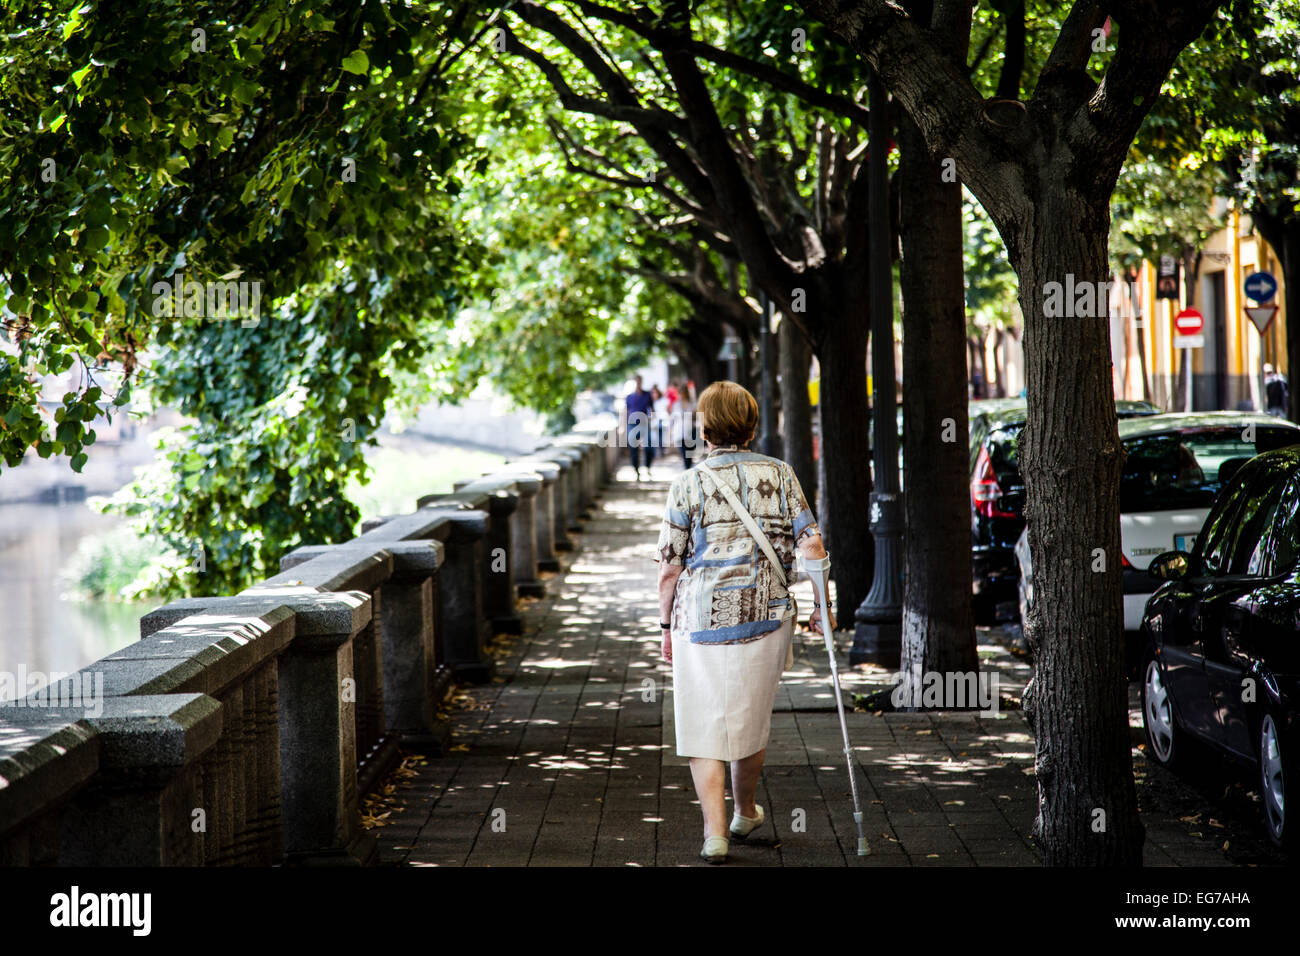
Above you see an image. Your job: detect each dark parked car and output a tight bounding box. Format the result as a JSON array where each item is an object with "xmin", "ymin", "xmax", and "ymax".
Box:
[
  {"xmin": 966, "ymin": 399, "xmax": 1161, "ymax": 623},
  {"xmin": 1015, "ymin": 412, "xmax": 1300, "ymax": 673},
  {"xmin": 1141, "ymin": 446, "xmax": 1300, "ymax": 849}
]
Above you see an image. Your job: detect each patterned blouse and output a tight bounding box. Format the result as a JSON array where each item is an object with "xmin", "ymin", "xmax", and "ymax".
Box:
[{"xmin": 656, "ymin": 446, "xmax": 820, "ymax": 645}]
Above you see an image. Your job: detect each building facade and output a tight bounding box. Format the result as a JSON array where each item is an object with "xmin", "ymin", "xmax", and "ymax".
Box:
[{"xmin": 1112, "ymin": 205, "xmax": 1289, "ymax": 412}]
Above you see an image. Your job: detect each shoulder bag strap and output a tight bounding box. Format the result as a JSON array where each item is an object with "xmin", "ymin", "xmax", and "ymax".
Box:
[{"xmin": 697, "ymin": 462, "xmax": 787, "ymax": 588}]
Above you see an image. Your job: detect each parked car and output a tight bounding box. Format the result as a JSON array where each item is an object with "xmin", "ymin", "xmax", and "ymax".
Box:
[
  {"xmin": 967, "ymin": 399, "xmax": 1161, "ymax": 624},
  {"xmin": 1141, "ymin": 445, "xmax": 1300, "ymax": 848},
  {"xmin": 1015, "ymin": 412, "xmax": 1300, "ymax": 667},
  {"xmin": 969, "ymin": 398, "xmax": 1159, "ymax": 441},
  {"xmin": 968, "ymin": 406, "xmax": 1030, "ymax": 624}
]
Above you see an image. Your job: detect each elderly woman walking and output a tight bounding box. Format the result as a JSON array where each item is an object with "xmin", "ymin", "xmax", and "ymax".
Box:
[{"xmin": 655, "ymin": 381, "xmax": 834, "ymax": 864}]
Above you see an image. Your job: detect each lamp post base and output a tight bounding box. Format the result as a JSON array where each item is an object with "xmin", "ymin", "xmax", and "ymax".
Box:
[
  {"xmin": 851, "ymin": 490, "xmax": 904, "ymax": 669},
  {"xmin": 851, "ymin": 615, "xmax": 901, "ymax": 669}
]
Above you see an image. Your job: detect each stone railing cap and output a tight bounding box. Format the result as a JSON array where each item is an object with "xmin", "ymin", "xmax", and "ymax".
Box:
[
  {"xmin": 479, "ymin": 471, "xmax": 542, "ymax": 493},
  {"xmin": 358, "ymin": 510, "xmax": 455, "ymax": 543},
  {"xmin": 232, "ymin": 589, "xmax": 371, "ymax": 638},
  {"xmin": 381, "ymin": 539, "xmax": 445, "ymax": 575},
  {"xmin": 262, "ymin": 547, "xmax": 393, "ymax": 593},
  {"xmin": 0, "ymin": 713, "xmax": 99, "ymax": 837},
  {"xmin": 87, "ymin": 693, "xmax": 222, "ymax": 770},
  {"xmin": 411, "ymin": 506, "xmax": 489, "ymax": 540},
  {"xmin": 506, "ymin": 459, "xmax": 560, "ymax": 480},
  {"xmin": 144, "ymin": 592, "xmax": 371, "ymax": 648}
]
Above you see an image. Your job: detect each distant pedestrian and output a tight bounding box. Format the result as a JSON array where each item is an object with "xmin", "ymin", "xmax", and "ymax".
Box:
[
  {"xmin": 656, "ymin": 381, "xmax": 833, "ymax": 864},
  {"xmin": 651, "ymin": 384, "xmax": 668, "ymax": 469},
  {"xmin": 673, "ymin": 380, "xmax": 698, "ymax": 468},
  {"xmin": 625, "ymin": 375, "xmax": 655, "ymax": 481},
  {"xmin": 1265, "ymin": 363, "xmax": 1289, "ymax": 418}
]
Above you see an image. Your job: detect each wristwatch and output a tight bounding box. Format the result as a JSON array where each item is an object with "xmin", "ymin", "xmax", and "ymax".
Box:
[{"xmin": 659, "ymin": 621, "xmax": 671, "ymax": 629}]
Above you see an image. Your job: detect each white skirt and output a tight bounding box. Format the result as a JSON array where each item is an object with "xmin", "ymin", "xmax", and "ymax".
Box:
[{"xmin": 671, "ymin": 617, "xmax": 794, "ymax": 761}]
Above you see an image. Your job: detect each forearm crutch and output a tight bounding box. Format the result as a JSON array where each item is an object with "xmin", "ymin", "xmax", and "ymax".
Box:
[{"xmin": 798, "ymin": 553, "xmax": 870, "ymax": 856}]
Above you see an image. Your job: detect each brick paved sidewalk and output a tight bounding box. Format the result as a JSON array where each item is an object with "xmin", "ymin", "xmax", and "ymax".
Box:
[{"xmin": 373, "ymin": 464, "xmax": 1234, "ymax": 867}]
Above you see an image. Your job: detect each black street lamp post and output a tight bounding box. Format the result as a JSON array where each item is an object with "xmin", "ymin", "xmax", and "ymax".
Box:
[
  {"xmin": 759, "ymin": 291, "xmax": 780, "ymax": 457},
  {"xmin": 851, "ymin": 68, "xmax": 904, "ymax": 668}
]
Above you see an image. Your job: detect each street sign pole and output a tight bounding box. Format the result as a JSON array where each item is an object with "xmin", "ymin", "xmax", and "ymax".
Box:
[
  {"xmin": 1243, "ymin": 271, "xmax": 1278, "ymax": 414},
  {"xmin": 1173, "ymin": 308, "xmax": 1204, "ymax": 411}
]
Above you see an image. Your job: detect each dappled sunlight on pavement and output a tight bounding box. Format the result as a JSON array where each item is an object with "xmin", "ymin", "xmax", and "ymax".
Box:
[{"xmin": 370, "ymin": 477, "xmax": 1233, "ymax": 867}]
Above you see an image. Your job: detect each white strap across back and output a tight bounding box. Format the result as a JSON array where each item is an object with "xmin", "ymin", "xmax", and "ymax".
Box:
[{"xmin": 696, "ymin": 462, "xmax": 788, "ymax": 588}]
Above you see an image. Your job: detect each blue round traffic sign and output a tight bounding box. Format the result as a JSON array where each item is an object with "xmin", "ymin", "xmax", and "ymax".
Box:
[{"xmin": 1244, "ymin": 271, "xmax": 1277, "ymax": 303}]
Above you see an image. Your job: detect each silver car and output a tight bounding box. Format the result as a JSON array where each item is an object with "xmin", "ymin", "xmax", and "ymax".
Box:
[{"xmin": 1016, "ymin": 412, "xmax": 1300, "ymax": 667}]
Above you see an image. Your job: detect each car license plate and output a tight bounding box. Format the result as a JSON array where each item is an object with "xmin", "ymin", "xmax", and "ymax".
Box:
[{"xmin": 1174, "ymin": 533, "xmax": 1195, "ymax": 552}]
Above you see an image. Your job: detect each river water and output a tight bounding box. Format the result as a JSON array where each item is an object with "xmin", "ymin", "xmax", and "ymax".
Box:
[
  {"xmin": 0, "ymin": 409, "xmax": 531, "ymax": 702},
  {"xmin": 0, "ymin": 502, "xmax": 143, "ymax": 700}
]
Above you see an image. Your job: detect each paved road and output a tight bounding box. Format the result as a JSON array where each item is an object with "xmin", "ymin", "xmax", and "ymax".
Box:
[{"xmin": 373, "ymin": 465, "xmax": 1237, "ymax": 866}]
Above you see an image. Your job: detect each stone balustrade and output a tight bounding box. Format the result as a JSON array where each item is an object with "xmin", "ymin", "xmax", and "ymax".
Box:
[{"xmin": 0, "ymin": 422, "xmax": 617, "ymax": 866}]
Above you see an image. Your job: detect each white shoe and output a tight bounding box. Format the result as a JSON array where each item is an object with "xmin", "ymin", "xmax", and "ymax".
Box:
[
  {"xmin": 700, "ymin": 835, "xmax": 729, "ymax": 864},
  {"xmin": 730, "ymin": 805, "xmax": 765, "ymax": 839}
]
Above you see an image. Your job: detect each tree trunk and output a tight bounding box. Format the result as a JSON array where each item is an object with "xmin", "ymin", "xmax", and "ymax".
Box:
[
  {"xmin": 992, "ymin": 327, "xmax": 1006, "ymax": 397},
  {"xmin": 795, "ymin": 0, "xmax": 1219, "ymax": 874},
  {"xmin": 976, "ymin": 332, "xmax": 990, "ymax": 397},
  {"xmin": 735, "ymin": 325, "xmax": 754, "ymax": 390},
  {"xmin": 1254, "ymin": 215, "xmax": 1300, "ymax": 423},
  {"xmin": 966, "ymin": 336, "xmax": 980, "ymax": 396},
  {"xmin": 896, "ymin": 112, "xmax": 978, "ymax": 692},
  {"xmin": 1131, "ymin": 277, "xmax": 1152, "ymax": 404},
  {"xmin": 780, "ymin": 316, "xmax": 816, "ymax": 508},
  {"xmin": 680, "ymin": 348, "xmax": 718, "ymax": 389},
  {"xmin": 1284, "ymin": 227, "xmax": 1300, "ymax": 424},
  {"xmin": 1135, "ymin": 332, "xmax": 1151, "ymax": 404},
  {"xmin": 669, "ymin": 315, "xmax": 728, "ymax": 387},
  {"xmin": 1015, "ymin": 190, "xmax": 1143, "ymax": 866},
  {"xmin": 1172, "ymin": 250, "xmax": 1203, "ymax": 412},
  {"xmin": 815, "ymin": 290, "xmax": 875, "ymax": 625},
  {"xmin": 815, "ymin": 401, "xmax": 829, "ymax": 534}
]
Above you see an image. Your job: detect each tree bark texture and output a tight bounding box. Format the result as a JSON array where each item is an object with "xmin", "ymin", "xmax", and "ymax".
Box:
[
  {"xmin": 1285, "ymin": 228, "xmax": 1300, "ymax": 423},
  {"xmin": 897, "ymin": 112, "xmax": 978, "ymax": 688},
  {"xmin": 814, "ymin": 282, "xmax": 875, "ymax": 625},
  {"xmin": 1253, "ymin": 215, "xmax": 1300, "ymax": 423},
  {"xmin": 1015, "ymin": 190, "xmax": 1142, "ymax": 866},
  {"xmin": 796, "ymin": 0, "xmax": 1222, "ymax": 867},
  {"xmin": 780, "ymin": 316, "xmax": 816, "ymax": 509}
]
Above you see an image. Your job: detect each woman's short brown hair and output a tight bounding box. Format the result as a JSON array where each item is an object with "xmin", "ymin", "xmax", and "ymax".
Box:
[{"xmin": 696, "ymin": 381, "xmax": 759, "ymax": 447}]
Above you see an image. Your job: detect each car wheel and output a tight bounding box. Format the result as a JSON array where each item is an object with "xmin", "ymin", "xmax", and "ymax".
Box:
[
  {"xmin": 1258, "ymin": 710, "xmax": 1295, "ymax": 850},
  {"xmin": 1141, "ymin": 652, "xmax": 1184, "ymax": 770}
]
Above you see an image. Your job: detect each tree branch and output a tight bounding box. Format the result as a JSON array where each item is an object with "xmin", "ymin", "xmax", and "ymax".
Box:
[
  {"xmin": 1034, "ymin": 1, "xmax": 1106, "ymax": 110},
  {"xmin": 565, "ymin": 0, "xmax": 872, "ymax": 126},
  {"xmin": 499, "ymin": 25, "xmax": 688, "ymax": 136},
  {"xmin": 1068, "ymin": 0, "xmax": 1226, "ymax": 188},
  {"xmin": 994, "ymin": 0, "xmax": 1026, "ymax": 100},
  {"xmin": 504, "ymin": 4, "xmax": 726, "ymax": 224},
  {"xmin": 655, "ymin": 33, "xmax": 806, "ymax": 312},
  {"xmin": 794, "ymin": 0, "xmax": 1014, "ymax": 211}
]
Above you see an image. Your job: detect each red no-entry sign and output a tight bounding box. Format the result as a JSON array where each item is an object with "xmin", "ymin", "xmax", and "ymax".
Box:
[{"xmin": 1174, "ymin": 308, "xmax": 1204, "ymax": 335}]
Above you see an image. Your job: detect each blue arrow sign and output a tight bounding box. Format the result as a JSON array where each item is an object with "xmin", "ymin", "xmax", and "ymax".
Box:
[{"xmin": 1244, "ymin": 271, "xmax": 1277, "ymax": 303}]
